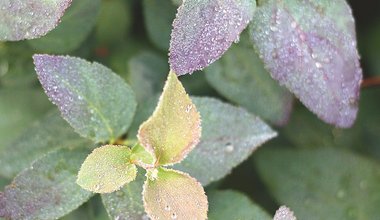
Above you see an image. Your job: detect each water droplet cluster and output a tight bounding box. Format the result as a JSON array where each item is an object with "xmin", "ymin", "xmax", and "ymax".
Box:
[
  {"xmin": 274, "ymin": 206, "xmax": 297, "ymax": 220},
  {"xmin": 170, "ymin": 0, "xmax": 254, "ymax": 75},
  {"xmin": 250, "ymin": 1, "xmax": 362, "ymax": 128},
  {"xmin": 0, "ymin": 0, "xmax": 71, "ymax": 41}
]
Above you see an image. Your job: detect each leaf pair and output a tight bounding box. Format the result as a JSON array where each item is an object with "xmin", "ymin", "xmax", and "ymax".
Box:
[
  {"xmin": 170, "ymin": 0, "xmax": 363, "ymax": 128},
  {"xmin": 77, "ymin": 71, "xmax": 208, "ymax": 220}
]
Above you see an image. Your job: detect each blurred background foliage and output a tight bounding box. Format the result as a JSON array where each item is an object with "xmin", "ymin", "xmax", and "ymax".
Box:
[{"xmin": 0, "ymin": 0, "xmax": 379, "ymax": 219}]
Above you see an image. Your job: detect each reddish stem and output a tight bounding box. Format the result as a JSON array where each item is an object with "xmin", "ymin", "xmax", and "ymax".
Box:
[{"xmin": 361, "ymin": 77, "xmax": 380, "ymax": 88}]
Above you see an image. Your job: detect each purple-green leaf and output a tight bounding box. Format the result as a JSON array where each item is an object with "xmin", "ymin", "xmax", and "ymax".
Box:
[
  {"xmin": 143, "ymin": 168, "xmax": 208, "ymax": 220},
  {"xmin": 250, "ymin": 0, "xmax": 362, "ymax": 128},
  {"xmin": 169, "ymin": 0, "xmax": 255, "ymax": 75},
  {"xmin": 0, "ymin": 0, "xmax": 72, "ymax": 41},
  {"xmin": 0, "ymin": 148, "xmax": 92, "ymax": 220},
  {"xmin": 33, "ymin": 55, "xmax": 137, "ymax": 143}
]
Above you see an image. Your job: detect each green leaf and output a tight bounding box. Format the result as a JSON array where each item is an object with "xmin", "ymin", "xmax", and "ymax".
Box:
[
  {"xmin": 0, "ymin": 110, "xmax": 91, "ymax": 178},
  {"xmin": 143, "ymin": 0, "xmax": 176, "ymax": 51},
  {"xmin": 255, "ymin": 148, "xmax": 380, "ymax": 220},
  {"xmin": 138, "ymin": 71, "xmax": 201, "ymax": 166},
  {"xmin": 274, "ymin": 206, "xmax": 297, "ymax": 220},
  {"xmin": 33, "ymin": 55, "xmax": 137, "ymax": 143},
  {"xmin": 101, "ymin": 171, "xmax": 147, "ymax": 220},
  {"xmin": 0, "ymin": 148, "xmax": 93, "ymax": 220},
  {"xmin": 77, "ymin": 145, "xmax": 137, "ymax": 193},
  {"xmin": 95, "ymin": 0, "xmax": 131, "ymax": 44},
  {"xmin": 175, "ymin": 97, "xmax": 277, "ymax": 185},
  {"xmin": 28, "ymin": 0, "xmax": 101, "ymax": 53},
  {"xmin": 208, "ymin": 190, "xmax": 271, "ymax": 220},
  {"xmin": 130, "ymin": 143, "xmax": 155, "ymax": 169},
  {"xmin": 282, "ymin": 88, "xmax": 380, "ymax": 155},
  {"xmin": 128, "ymin": 51, "xmax": 168, "ymax": 103},
  {"xmin": 143, "ymin": 168, "xmax": 208, "ymax": 220},
  {"xmin": 0, "ymin": 0, "xmax": 72, "ymax": 41},
  {"xmin": 205, "ymin": 32, "xmax": 293, "ymax": 125},
  {"xmin": 0, "ymin": 88, "xmax": 52, "ymax": 148},
  {"xmin": 250, "ymin": 0, "xmax": 362, "ymax": 128}
]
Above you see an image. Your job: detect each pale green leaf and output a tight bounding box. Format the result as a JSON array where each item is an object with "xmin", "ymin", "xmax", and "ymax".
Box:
[
  {"xmin": 255, "ymin": 148, "xmax": 380, "ymax": 220},
  {"xmin": 175, "ymin": 97, "xmax": 277, "ymax": 185},
  {"xmin": 33, "ymin": 55, "xmax": 137, "ymax": 143},
  {"xmin": 28, "ymin": 0, "xmax": 101, "ymax": 53},
  {"xmin": 205, "ymin": 32, "xmax": 293, "ymax": 125},
  {"xmin": 0, "ymin": 110, "xmax": 91, "ymax": 178},
  {"xmin": 0, "ymin": 0, "xmax": 71, "ymax": 41},
  {"xmin": 0, "ymin": 148, "xmax": 93, "ymax": 220},
  {"xmin": 101, "ymin": 171, "xmax": 147, "ymax": 220},
  {"xmin": 138, "ymin": 71, "xmax": 201, "ymax": 166},
  {"xmin": 130, "ymin": 143, "xmax": 155, "ymax": 169},
  {"xmin": 143, "ymin": 168, "xmax": 208, "ymax": 220},
  {"xmin": 77, "ymin": 145, "xmax": 137, "ymax": 193},
  {"xmin": 208, "ymin": 190, "xmax": 271, "ymax": 220}
]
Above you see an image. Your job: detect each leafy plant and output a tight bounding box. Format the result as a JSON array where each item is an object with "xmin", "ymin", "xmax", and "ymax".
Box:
[{"xmin": 0, "ymin": 0, "xmax": 378, "ymax": 219}]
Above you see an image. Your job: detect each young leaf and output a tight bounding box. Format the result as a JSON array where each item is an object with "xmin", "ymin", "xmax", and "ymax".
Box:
[
  {"xmin": 0, "ymin": 148, "xmax": 93, "ymax": 220},
  {"xmin": 274, "ymin": 206, "xmax": 297, "ymax": 220},
  {"xmin": 138, "ymin": 71, "xmax": 201, "ymax": 166},
  {"xmin": 249, "ymin": 0, "xmax": 362, "ymax": 128},
  {"xmin": 0, "ymin": 0, "xmax": 72, "ymax": 41},
  {"xmin": 170, "ymin": 0, "xmax": 256, "ymax": 75},
  {"xmin": 143, "ymin": 168, "xmax": 208, "ymax": 220},
  {"xmin": 175, "ymin": 97, "xmax": 277, "ymax": 185},
  {"xmin": 255, "ymin": 148, "xmax": 380, "ymax": 220},
  {"xmin": 130, "ymin": 143, "xmax": 155, "ymax": 169},
  {"xmin": 205, "ymin": 32, "xmax": 293, "ymax": 125},
  {"xmin": 0, "ymin": 110, "xmax": 91, "ymax": 178},
  {"xmin": 28, "ymin": 0, "xmax": 101, "ymax": 53},
  {"xmin": 77, "ymin": 145, "xmax": 137, "ymax": 194},
  {"xmin": 208, "ymin": 190, "xmax": 271, "ymax": 220},
  {"xmin": 33, "ymin": 55, "xmax": 137, "ymax": 143},
  {"xmin": 101, "ymin": 171, "xmax": 147, "ymax": 220}
]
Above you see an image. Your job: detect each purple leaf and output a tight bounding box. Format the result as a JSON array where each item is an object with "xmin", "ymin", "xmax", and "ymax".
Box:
[
  {"xmin": 33, "ymin": 55, "xmax": 137, "ymax": 143},
  {"xmin": 169, "ymin": 0, "xmax": 255, "ymax": 75},
  {"xmin": 0, "ymin": 0, "xmax": 72, "ymax": 41},
  {"xmin": 249, "ymin": 0, "xmax": 362, "ymax": 128}
]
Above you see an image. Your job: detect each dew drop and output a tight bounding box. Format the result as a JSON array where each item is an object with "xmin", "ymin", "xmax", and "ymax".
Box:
[
  {"xmin": 165, "ymin": 205, "xmax": 171, "ymax": 211},
  {"xmin": 171, "ymin": 213, "xmax": 177, "ymax": 219},
  {"xmin": 185, "ymin": 104, "xmax": 193, "ymax": 113},
  {"xmin": 225, "ymin": 144, "xmax": 234, "ymax": 153},
  {"xmin": 315, "ymin": 62, "xmax": 322, "ymax": 69}
]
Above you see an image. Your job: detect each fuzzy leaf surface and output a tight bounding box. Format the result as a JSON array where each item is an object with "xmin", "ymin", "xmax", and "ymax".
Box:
[
  {"xmin": 0, "ymin": 110, "xmax": 91, "ymax": 178},
  {"xmin": 0, "ymin": 148, "xmax": 93, "ymax": 220},
  {"xmin": 0, "ymin": 0, "xmax": 72, "ymax": 41},
  {"xmin": 170, "ymin": 0, "xmax": 255, "ymax": 75},
  {"xmin": 77, "ymin": 145, "xmax": 137, "ymax": 193},
  {"xmin": 250, "ymin": 0, "xmax": 362, "ymax": 128},
  {"xmin": 28, "ymin": 0, "xmax": 100, "ymax": 53},
  {"xmin": 274, "ymin": 206, "xmax": 297, "ymax": 220},
  {"xmin": 143, "ymin": 168, "xmax": 208, "ymax": 220},
  {"xmin": 205, "ymin": 33, "xmax": 293, "ymax": 125},
  {"xmin": 255, "ymin": 148, "xmax": 380, "ymax": 220},
  {"xmin": 101, "ymin": 171, "xmax": 146, "ymax": 220},
  {"xmin": 175, "ymin": 97, "xmax": 277, "ymax": 185},
  {"xmin": 33, "ymin": 55, "xmax": 137, "ymax": 143},
  {"xmin": 138, "ymin": 71, "xmax": 201, "ymax": 166},
  {"xmin": 208, "ymin": 190, "xmax": 271, "ymax": 220}
]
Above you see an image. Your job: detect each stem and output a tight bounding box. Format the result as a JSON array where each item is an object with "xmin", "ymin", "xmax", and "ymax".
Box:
[{"xmin": 361, "ymin": 77, "xmax": 380, "ymax": 88}]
